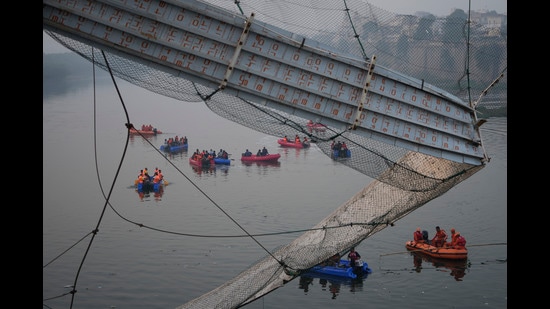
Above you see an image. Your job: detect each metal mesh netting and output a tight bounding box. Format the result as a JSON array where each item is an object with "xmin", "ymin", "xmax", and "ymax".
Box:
[{"xmin": 43, "ymin": 0, "xmax": 504, "ymax": 307}]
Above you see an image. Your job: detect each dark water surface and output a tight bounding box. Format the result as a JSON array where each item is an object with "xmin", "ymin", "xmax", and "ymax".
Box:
[{"xmin": 43, "ymin": 71, "xmax": 507, "ymax": 308}]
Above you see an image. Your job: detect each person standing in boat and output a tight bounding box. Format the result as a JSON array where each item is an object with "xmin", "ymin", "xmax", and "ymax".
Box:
[
  {"xmin": 340, "ymin": 142, "xmax": 348, "ymax": 157},
  {"xmin": 136, "ymin": 172, "xmax": 144, "ymax": 188},
  {"xmin": 152, "ymin": 172, "xmax": 161, "ymax": 184},
  {"xmin": 431, "ymin": 226, "xmax": 448, "ymax": 247},
  {"xmin": 347, "ymin": 247, "xmax": 362, "ymax": 275},
  {"xmin": 413, "ymin": 227, "xmax": 424, "ymax": 243}
]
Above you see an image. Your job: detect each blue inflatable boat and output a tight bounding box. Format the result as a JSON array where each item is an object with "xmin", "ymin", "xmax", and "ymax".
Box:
[
  {"xmin": 305, "ymin": 259, "xmax": 371, "ymax": 279},
  {"xmin": 160, "ymin": 143, "xmax": 188, "ymax": 152},
  {"xmin": 214, "ymin": 157, "xmax": 231, "ymax": 165}
]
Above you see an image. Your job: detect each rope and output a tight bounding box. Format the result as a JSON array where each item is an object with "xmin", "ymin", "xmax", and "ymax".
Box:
[{"xmin": 343, "ymin": 0, "xmax": 368, "ymax": 60}]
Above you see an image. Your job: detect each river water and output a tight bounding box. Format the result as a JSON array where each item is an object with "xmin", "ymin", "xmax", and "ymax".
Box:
[{"xmin": 43, "ymin": 67, "xmax": 507, "ymax": 308}]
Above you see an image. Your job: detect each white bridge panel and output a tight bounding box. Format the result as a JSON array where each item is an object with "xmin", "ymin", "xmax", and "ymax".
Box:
[{"xmin": 43, "ymin": 0, "xmax": 486, "ymax": 164}]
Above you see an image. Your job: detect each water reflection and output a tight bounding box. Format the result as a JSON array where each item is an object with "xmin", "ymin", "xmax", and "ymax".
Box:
[
  {"xmin": 280, "ymin": 147, "xmax": 309, "ymax": 159},
  {"xmin": 299, "ymin": 274, "xmax": 367, "ymax": 299},
  {"xmin": 133, "ymin": 178, "xmax": 165, "ymax": 202},
  {"xmin": 190, "ymin": 164, "xmax": 230, "ymax": 177},
  {"xmin": 410, "ymin": 252, "xmax": 470, "ymax": 281},
  {"xmin": 129, "ymin": 134, "xmax": 161, "ymax": 148},
  {"xmin": 241, "ymin": 160, "xmax": 281, "ymax": 167},
  {"xmin": 162, "ymin": 149, "xmax": 189, "ymax": 161},
  {"xmin": 136, "ymin": 186, "xmax": 165, "ymax": 202}
]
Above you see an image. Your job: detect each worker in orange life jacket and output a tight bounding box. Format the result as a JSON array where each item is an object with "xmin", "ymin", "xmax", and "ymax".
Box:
[
  {"xmin": 431, "ymin": 226, "xmax": 448, "ymax": 247},
  {"xmin": 413, "ymin": 227, "xmax": 424, "ymax": 243},
  {"xmin": 454, "ymin": 232, "xmax": 466, "ymax": 249}
]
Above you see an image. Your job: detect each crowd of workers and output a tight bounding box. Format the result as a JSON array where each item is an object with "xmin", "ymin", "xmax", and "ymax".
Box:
[{"xmin": 413, "ymin": 226, "xmax": 467, "ymax": 249}]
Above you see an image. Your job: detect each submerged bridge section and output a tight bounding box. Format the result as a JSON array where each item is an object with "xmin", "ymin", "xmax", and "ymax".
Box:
[{"xmin": 43, "ymin": 0, "xmax": 487, "ymax": 165}]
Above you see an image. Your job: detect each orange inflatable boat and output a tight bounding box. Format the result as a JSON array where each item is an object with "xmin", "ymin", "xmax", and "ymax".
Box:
[{"xmin": 405, "ymin": 240, "xmax": 467, "ymax": 260}]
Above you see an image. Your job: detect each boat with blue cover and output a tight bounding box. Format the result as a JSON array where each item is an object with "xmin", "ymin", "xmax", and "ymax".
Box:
[
  {"xmin": 214, "ymin": 157, "xmax": 231, "ymax": 165},
  {"xmin": 305, "ymin": 259, "xmax": 371, "ymax": 279},
  {"xmin": 160, "ymin": 143, "xmax": 188, "ymax": 152},
  {"xmin": 137, "ymin": 181, "xmax": 163, "ymax": 192},
  {"xmin": 332, "ymin": 148, "xmax": 351, "ymax": 158}
]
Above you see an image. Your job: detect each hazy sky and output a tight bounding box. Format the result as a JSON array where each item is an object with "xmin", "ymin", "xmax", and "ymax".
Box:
[{"xmin": 43, "ymin": 0, "xmax": 506, "ymax": 54}]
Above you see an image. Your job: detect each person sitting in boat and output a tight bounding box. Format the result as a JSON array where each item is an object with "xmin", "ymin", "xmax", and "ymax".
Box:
[
  {"xmin": 347, "ymin": 247, "xmax": 362, "ymax": 275},
  {"xmin": 261, "ymin": 147, "xmax": 269, "ymax": 156},
  {"xmin": 219, "ymin": 149, "xmax": 228, "ymax": 159},
  {"xmin": 431, "ymin": 226, "xmax": 448, "ymax": 247},
  {"xmin": 454, "ymin": 232, "xmax": 466, "ymax": 249},
  {"xmin": 201, "ymin": 153, "xmax": 212, "ymax": 166},
  {"xmin": 256, "ymin": 149, "xmax": 262, "ymax": 156},
  {"xmin": 243, "ymin": 149, "xmax": 252, "ymax": 157},
  {"xmin": 283, "ymin": 135, "xmax": 288, "ymax": 142},
  {"xmin": 445, "ymin": 228, "xmax": 458, "ymax": 247},
  {"xmin": 413, "ymin": 227, "xmax": 424, "ymax": 243},
  {"xmin": 295, "ymin": 135, "xmax": 301, "ymax": 143}
]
